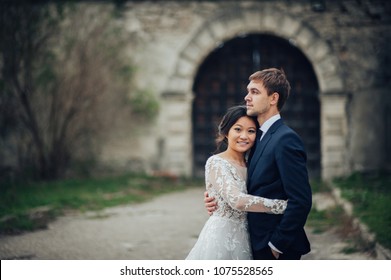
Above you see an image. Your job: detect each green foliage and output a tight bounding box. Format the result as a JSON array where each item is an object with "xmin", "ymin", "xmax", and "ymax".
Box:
[
  {"xmin": 333, "ymin": 171, "xmax": 391, "ymax": 250},
  {"xmin": 118, "ymin": 65, "xmax": 135, "ymax": 81},
  {"xmin": 307, "ymin": 177, "xmax": 381, "ymax": 255},
  {"xmin": 307, "ymin": 205, "xmax": 345, "ymax": 234},
  {"xmin": 310, "ymin": 179, "xmax": 331, "ymax": 193},
  {"xmin": 130, "ymin": 89, "xmax": 160, "ymax": 121},
  {"xmin": 35, "ymin": 50, "xmax": 57, "ymax": 91}
]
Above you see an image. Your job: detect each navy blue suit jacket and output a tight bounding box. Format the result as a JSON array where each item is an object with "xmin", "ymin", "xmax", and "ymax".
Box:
[{"xmin": 247, "ymin": 118, "xmax": 312, "ymax": 255}]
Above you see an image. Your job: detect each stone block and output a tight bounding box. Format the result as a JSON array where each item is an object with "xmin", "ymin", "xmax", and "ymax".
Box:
[
  {"xmin": 164, "ymin": 76, "xmax": 192, "ymax": 94},
  {"xmin": 280, "ymin": 15, "xmax": 302, "ymax": 38},
  {"xmin": 306, "ymin": 40, "xmax": 331, "ymax": 61},
  {"xmin": 242, "ymin": 10, "xmax": 263, "ymax": 32},
  {"xmin": 223, "ymin": 14, "xmax": 250, "ymax": 37},
  {"xmin": 176, "ymin": 57, "xmax": 196, "ymax": 77},
  {"xmin": 194, "ymin": 28, "xmax": 216, "ymax": 52},
  {"xmin": 181, "ymin": 43, "xmax": 203, "ymax": 63},
  {"xmin": 294, "ymin": 26, "xmax": 316, "ymax": 49}
]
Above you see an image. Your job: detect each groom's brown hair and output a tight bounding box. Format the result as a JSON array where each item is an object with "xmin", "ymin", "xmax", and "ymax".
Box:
[{"xmin": 249, "ymin": 68, "xmax": 291, "ymax": 111}]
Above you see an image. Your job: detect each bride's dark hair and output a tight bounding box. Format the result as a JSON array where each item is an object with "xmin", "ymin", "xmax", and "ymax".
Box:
[{"xmin": 214, "ymin": 105, "xmax": 258, "ymax": 154}]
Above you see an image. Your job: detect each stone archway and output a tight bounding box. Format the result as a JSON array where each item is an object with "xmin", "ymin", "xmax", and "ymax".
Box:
[
  {"xmin": 162, "ymin": 8, "xmax": 347, "ymax": 180},
  {"xmin": 192, "ymin": 34, "xmax": 320, "ymax": 178}
]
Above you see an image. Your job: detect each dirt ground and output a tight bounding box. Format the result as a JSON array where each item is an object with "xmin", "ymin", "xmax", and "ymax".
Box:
[{"xmin": 0, "ymin": 187, "xmax": 375, "ymax": 260}]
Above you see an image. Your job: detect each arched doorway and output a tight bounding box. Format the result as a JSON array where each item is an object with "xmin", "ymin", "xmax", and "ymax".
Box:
[{"xmin": 192, "ymin": 34, "xmax": 320, "ymax": 178}]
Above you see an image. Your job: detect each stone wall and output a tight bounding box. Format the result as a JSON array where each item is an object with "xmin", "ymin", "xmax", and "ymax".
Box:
[{"xmin": 95, "ymin": 0, "xmax": 390, "ymax": 179}]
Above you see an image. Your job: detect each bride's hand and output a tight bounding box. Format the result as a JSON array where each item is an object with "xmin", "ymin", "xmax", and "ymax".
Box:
[{"xmin": 204, "ymin": 191, "xmax": 217, "ymax": 215}]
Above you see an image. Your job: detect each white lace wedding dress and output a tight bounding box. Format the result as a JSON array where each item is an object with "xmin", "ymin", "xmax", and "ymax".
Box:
[{"xmin": 186, "ymin": 155, "xmax": 287, "ymax": 260}]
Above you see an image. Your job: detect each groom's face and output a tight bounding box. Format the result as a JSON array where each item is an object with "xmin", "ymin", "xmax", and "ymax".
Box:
[{"xmin": 244, "ymin": 80, "xmax": 272, "ymax": 118}]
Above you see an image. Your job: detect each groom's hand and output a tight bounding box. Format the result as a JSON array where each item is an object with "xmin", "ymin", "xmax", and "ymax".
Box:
[
  {"xmin": 271, "ymin": 249, "xmax": 280, "ymax": 259},
  {"xmin": 204, "ymin": 191, "xmax": 217, "ymax": 216}
]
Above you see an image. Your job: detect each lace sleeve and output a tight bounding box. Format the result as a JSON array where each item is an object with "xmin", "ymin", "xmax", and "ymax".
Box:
[{"xmin": 207, "ymin": 157, "xmax": 287, "ymax": 214}]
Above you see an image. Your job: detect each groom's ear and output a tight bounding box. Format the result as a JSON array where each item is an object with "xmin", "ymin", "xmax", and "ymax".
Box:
[{"xmin": 270, "ymin": 92, "xmax": 279, "ymax": 105}]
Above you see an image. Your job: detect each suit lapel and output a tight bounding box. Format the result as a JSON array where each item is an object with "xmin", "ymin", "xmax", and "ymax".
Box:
[
  {"xmin": 248, "ymin": 133, "xmax": 270, "ymax": 177},
  {"xmin": 248, "ymin": 119, "xmax": 284, "ymax": 177}
]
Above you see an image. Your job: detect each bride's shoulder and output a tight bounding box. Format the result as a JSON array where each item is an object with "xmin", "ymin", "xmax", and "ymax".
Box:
[
  {"xmin": 206, "ymin": 154, "xmax": 233, "ymax": 170},
  {"xmin": 206, "ymin": 154, "xmax": 224, "ymax": 164}
]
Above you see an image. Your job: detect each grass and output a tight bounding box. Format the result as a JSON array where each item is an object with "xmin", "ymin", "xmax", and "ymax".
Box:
[
  {"xmin": 0, "ymin": 173, "xmax": 203, "ymax": 234},
  {"xmin": 306, "ymin": 203, "xmax": 345, "ymax": 234},
  {"xmin": 306, "ymin": 171, "xmax": 391, "ymax": 255},
  {"xmin": 306, "ymin": 202, "xmax": 374, "ymax": 255},
  {"xmin": 333, "ymin": 171, "xmax": 391, "ymax": 250},
  {"xmin": 306, "ymin": 179, "xmax": 345, "ymax": 233}
]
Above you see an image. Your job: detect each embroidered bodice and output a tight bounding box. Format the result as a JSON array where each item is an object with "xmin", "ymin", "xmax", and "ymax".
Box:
[{"xmin": 205, "ymin": 155, "xmax": 287, "ymax": 222}]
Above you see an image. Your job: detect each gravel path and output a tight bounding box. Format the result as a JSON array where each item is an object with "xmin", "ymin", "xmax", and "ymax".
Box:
[{"xmin": 0, "ymin": 187, "xmax": 374, "ymax": 260}]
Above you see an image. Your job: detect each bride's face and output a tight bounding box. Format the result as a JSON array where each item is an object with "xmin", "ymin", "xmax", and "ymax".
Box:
[{"xmin": 226, "ymin": 116, "xmax": 257, "ymax": 153}]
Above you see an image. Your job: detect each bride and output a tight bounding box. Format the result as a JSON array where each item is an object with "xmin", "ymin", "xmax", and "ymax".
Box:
[{"xmin": 186, "ymin": 106, "xmax": 287, "ymax": 260}]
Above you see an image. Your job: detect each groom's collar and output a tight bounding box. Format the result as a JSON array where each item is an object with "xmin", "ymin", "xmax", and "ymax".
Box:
[{"xmin": 259, "ymin": 114, "xmax": 281, "ymax": 139}]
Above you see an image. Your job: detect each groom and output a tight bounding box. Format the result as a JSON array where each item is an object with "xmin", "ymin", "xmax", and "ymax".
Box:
[{"xmin": 205, "ymin": 68, "xmax": 312, "ymax": 260}]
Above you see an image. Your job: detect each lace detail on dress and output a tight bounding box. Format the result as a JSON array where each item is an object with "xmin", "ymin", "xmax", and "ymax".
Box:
[
  {"xmin": 206, "ymin": 155, "xmax": 287, "ymax": 216},
  {"xmin": 260, "ymin": 198, "xmax": 288, "ymax": 214},
  {"xmin": 185, "ymin": 155, "xmax": 287, "ymax": 260}
]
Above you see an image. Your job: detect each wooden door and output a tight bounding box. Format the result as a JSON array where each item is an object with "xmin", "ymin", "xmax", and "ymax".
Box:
[{"xmin": 192, "ymin": 34, "xmax": 320, "ymax": 178}]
